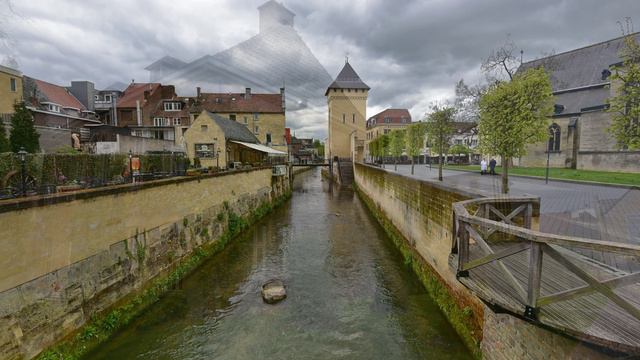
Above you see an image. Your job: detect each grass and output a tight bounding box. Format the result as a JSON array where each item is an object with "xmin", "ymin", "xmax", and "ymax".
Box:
[{"xmin": 443, "ymin": 165, "xmax": 640, "ymax": 186}]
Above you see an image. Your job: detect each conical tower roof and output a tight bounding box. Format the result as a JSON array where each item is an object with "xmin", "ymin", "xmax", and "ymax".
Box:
[{"xmin": 325, "ymin": 62, "xmax": 370, "ymax": 96}]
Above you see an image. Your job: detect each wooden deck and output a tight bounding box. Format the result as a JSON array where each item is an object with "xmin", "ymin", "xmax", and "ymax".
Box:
[{"xmin": 452, "ymin": 196, "xmax": 640, "ymax": 354}]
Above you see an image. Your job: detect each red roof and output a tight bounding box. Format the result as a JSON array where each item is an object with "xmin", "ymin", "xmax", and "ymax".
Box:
[
  {"xmin": 367, "ymin": 108, "xmax": 411, "ymax": 128},
  {"xmin": 117, "ymin": 83, "xmax": 162, "ymax": 108},
  {"xmin": 198, "ymin": 92, "xmax": 283, "ymax": 113},
  {"xmin": 34, "ymin": 79, "xmax": 85, "ymax": 110}
]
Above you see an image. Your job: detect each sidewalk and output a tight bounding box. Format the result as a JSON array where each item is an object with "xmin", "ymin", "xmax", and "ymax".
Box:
[{"xmin": 392, "ymin": 164, "xmax": 640, "ymax": 273}]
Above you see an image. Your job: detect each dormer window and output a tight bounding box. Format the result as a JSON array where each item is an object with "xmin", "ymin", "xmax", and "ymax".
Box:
[
  {"xmin": 163, "ymin": 102, "xmax": 182, "ymax": 111},
  {"xmin": 43, "ymin": 102, "xmax": 61, "ymax": 113}
]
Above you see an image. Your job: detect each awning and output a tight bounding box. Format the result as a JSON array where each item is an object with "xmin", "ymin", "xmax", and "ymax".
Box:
[{"xmin": 230, "ymin": 140, "xmax": 287, "ymax": 156}]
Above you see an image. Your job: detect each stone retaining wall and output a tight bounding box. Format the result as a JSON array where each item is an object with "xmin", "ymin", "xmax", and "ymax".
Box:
[
  {"xmin": 353, "ymin": 162, "xmax": 611, "ymax": 359},
  {"xmin": 0, "ymin": 168, "xmax": 290, "ymax": 359}
]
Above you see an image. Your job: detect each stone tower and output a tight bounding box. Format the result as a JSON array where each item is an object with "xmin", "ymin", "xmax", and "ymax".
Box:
[{"xmin": 325, "ymin": 61, "xmax": 369, "ymax": 161}]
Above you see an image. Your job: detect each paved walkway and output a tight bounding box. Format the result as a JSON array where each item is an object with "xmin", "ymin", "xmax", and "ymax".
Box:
[{"xmin": 390, "ymin": 164, "xmax": 640, "ymax": 272}]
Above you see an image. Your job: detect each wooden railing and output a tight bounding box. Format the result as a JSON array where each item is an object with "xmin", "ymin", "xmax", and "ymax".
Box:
[{"xmin": 453, "ymin": 196, "xmax": 640, "ymax": 321}]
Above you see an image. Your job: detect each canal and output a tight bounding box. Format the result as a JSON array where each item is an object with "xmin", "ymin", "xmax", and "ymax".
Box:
[{"xmin": 88, "ymin": 169, "xmax": 471, "ymax": 359}]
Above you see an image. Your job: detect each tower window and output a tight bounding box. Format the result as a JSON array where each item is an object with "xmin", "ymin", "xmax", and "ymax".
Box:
[
  {"xmin": 352, "ymin": 114, "xmax": 355, "ymax": 123},
  {"xmin": 342, "ymin": 114, "xmax": 345, "ymax": 123}
]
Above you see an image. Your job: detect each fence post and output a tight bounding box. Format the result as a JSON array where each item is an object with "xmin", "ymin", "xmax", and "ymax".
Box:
[
  {"xmin": 524, "ymin": 202, "xmax": 533, "ymax": 229},
  {"xmin": 525, "ymin": 241, "xmax": 543, "ymax": 320},
  {"xmin": 457, "ymin": 221, "xmax": 469, "ymax": 278}
]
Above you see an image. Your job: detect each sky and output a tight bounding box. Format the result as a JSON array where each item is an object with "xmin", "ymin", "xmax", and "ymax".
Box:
[{"xmin": 1, "ymin": 0, "xmax": 639, "ymax": 139}]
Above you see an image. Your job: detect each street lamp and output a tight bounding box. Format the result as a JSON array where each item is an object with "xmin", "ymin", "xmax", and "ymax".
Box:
[
  {"xmin": 128, "ymin": 149, "xmax": 133, "ymax": 183},
  {"xmin": 216, "ymin": 148, "xmax": 221, "ymax": 169},
  {"xmin": 18, "ymin": 147, "xmax": 27, "ymax": 197},
  {"xmin": 545, "ymin": 127, "xmax": 559, "ymax": 184}
]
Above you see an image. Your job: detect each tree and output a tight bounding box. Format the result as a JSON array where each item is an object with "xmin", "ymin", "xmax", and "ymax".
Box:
[
  {"xmin": 454, "ymin": 79, "xmax": 485, "ymax": 123},
  {"xmin": 608, "ymin": 30, "xmax": 640, "ymax": 150},
  {"xmin": 478, "ymin": 67, "xmax": 554, "ymax": 193},
  {"xmin": 481, "ymin": 36, "xmax": 521, "ymax": 82},
  {"xmin": 373, "ymin": 134, "xmax": 390, "ymax": 168},
  {"xmin": 449, "ymin": 143, "xmax": 471, "ymax": 163},
  {"xmin": 0, "ymin": 119, "xmax": 9, "ymax": 152},
  {"xmin": 405, "ymin": 122, "xmax": 426, "ymax": 174},
  {"xmin": 389, "ymin": 130, "xmax": 405, "ymax": 171},
  {"xmin": 425, "ymin": 106, "xmax": 456, "ymax": 181},
  {"xmin": 9, "ymin": 102, "xmax": 40, "ymax": 153},
  {"xmin": 313, "ymin": 139, "xmax": 325, "ymax": 158}
]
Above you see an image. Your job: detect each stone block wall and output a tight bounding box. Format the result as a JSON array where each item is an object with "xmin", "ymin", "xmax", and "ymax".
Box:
[{"xmin": 0, "ymin": 168, "xmax": 289, "ymax": 359}]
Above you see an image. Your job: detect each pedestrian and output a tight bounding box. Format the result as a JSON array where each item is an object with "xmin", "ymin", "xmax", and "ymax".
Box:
[
  {"xmin": 489, "ymin": 158, "xmax": 497, "ymax": 175},
  {"xmin": 480, "ymin": 159, "xmax": 487, "ymax": 175}
]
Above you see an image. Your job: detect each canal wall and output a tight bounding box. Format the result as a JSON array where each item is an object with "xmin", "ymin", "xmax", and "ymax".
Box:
[
  {"xmin": 0, "ymin": 167, "xmax": 291, "ymax": 359},
  {"xmin": 353, "ymin": 163, "xmax": 611, "ymax": 359}
]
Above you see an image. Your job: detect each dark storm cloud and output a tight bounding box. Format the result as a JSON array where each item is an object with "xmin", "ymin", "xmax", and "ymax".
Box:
[{"xmin": 2, "ymin": 0, "xmax": 639, "ymax": 137}]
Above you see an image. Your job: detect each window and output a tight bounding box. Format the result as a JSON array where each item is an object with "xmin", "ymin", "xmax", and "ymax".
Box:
[
  {"xmin": 342, "ymin": 114, "xmax": 345, "ymax": 123},
  {"xmin": 105, "ymin": 94, "xmax": 112, "ymax": 103},
  {"xmin": 9, "ymin": 78, "xmax": 16, "ymax": 92},
  {"xmin": 254, "ymin": 126, "xmax": 259, "ymax": 134},
  {"xmin": 94, "ymin": 95, "xmax": 99, "ymax": 100},
  {"xmin": 253, "ymin": 113, "xmax": 259, "ymax": 121},
  {"xmin": 173, "ymin": 118, "xmax": 181, "ymax": 126},
  {"xmin": 195, "ymin": 143, "xmax": 215, "ymax": 158},
  {"xmin": 548, "ymin": 123, "xmax": 561, "ymax": 152},
  {"xmin": 243, "ymin": 116, "xmax": 248, "ymax": 124},
  {"xmin": 153, "ymin": 117, "xmax": 168, "ymax": 126},
  {"xmin": 47, "ymin": 103, "xmax": 61, "ymax": 113},
  {"xmin": 163, "ymin": 102, "xmax": 182, "ymax": 111},
  {"xmin": 352, "ymin": 114, "xmax": 355, "ymax": 123},
  {"xmin": 384, "ymin": 117, "xmax": 391, "ymax": 124},
  {"xmin": 266, "ymin": 133, "xmax": 272, "ymax": 144},
  {"xmin": 153, "ymin": 130, "xmax": 165, "ymax": 140},
  {"xmin": 229, "ymin": 114, "xmax": 236, "ymax": 121},
  {"xmin": 201, "ymin": 125, "xmax": 208, "ymax": 132},
  {"xmin": 384, "ymin": 129, "xmax": 390, "ymax": 134}
]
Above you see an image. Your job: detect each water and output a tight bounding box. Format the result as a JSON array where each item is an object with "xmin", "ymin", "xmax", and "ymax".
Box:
[{"xmin": 88, "ymin": 169, "xmax": 471, "ymax": 359}]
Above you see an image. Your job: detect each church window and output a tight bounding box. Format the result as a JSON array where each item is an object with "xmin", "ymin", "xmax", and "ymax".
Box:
[
  {"xmin": 548, "ymin": 123, "xmax": 561, "ymax": 152},
  {"xmin": 342, "ymin": 114, "xmax": 345, "ymax": 123},
  {"xmin": 352, "ymin": 114, "xmax": 355, "ymax": 123}
]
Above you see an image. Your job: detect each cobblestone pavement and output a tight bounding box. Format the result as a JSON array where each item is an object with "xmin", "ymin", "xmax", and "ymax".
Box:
[{"xmin": 391, "ymin": 164, "xmax": 640, "ymax": 272}]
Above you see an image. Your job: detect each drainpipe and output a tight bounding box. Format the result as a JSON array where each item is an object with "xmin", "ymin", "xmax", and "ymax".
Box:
[
  {"xmin": 136, "ymin": 100, "xmax": 142, "ymax": 126},
  {"xmin": 112, "ymin": 92, "xmax": 118, "ymax": 126}
]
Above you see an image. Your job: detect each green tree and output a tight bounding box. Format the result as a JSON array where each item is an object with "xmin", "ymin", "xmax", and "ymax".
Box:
[
  {"xmin": 373, "ymin": 134, "xmax": 390, "ymax": 168},
  {"xmin": 312, "ymin": 139, "xmax": 325, "ymax": 158},
  {"xmin": 449, "ymin": 143, "xmax": 471, "ymax": 163},
  {"xmin": 9, "ymin": 102, "xmax": 40, "ymax": 153},
  {"xmin": 425, "ymin": 106, "xmax": 456, "ymax": 181},
  {"xmin": 405, "ymin": 122, "xmax": 426, "ymax": 174},
  {"xmin": 389, "ymin": 130, "xmax": 405, "ymax": 171},
  {"xmin": 478, "ymin": 67, "xmax": 554, "ymax": 193},
  {"xmin": 0, "ymin": 118, "xmax": 9, "ymax": 152},
  {"xmin": 608, "ymin": 33, "xmax": 640, "ymax": 150}
]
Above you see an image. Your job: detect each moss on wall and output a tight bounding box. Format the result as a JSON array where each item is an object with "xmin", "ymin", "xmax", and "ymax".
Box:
[
  {"xmin": 355, "ymin": 184, "xmax": 483, "ymax": 359},
  {"xmin": 35, "ymin": 191, "xmax": 291, "ymax": 360}
]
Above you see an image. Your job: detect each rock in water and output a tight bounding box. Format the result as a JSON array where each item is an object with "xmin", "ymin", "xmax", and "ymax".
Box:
[{"xmin": 262, "ymin": 279, "xmax": 286, "ymax": 304}]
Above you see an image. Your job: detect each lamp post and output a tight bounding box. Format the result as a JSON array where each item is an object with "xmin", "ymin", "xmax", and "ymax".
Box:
[
  {"xmin": 128, "ymin": 149, "xmax": 133, "ymax": 183},
  {"xmin": 18, "ymin": 147, "xmax": 27, "ymax": 197},
  {"xmin": 216, "ymin": 148, "xmax": 221, "ymax": 169},
  {"xmin": 545, "ymin": 127, "xmax": 558, "ymax": 184}
]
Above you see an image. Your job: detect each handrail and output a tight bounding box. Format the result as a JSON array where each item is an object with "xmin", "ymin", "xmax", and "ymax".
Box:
[
  {"xmin": 453, "ymin": 199, "xmax": 640, "ymax": 256},
  {"xmin": 453, "ymin": 195, "xmax": 640, "ymax": 323}
]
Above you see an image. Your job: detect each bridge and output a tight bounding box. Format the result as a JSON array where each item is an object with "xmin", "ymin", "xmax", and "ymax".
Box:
[
  {"xmin": 291, "ymin": 163, "xmax": 329, "ymax": 167},
  {"xmin": 451, "ymin": 196, "xmax": 640, "ymax": 354}
]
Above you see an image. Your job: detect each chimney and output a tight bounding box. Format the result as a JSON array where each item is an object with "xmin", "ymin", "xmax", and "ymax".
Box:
[
  {"xmin": 196, "ymin": 87, "xmax": 201, "ymax": 98},
  {"xmin": 280, "ymin": 87, "xmax": 286, "ymax": 112},
  {"xmin": 143, "ymin": 90, "xmax": 150, "ymax": 101},
  {"xmin": 245, "ymin": 87, "xmax": 251, "ymax": 100}
]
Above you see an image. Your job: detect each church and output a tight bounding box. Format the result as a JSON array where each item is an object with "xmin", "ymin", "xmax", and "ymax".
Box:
[{"xmin": 517, "ymin": 33, "xmax": 640, "ymax": 173}]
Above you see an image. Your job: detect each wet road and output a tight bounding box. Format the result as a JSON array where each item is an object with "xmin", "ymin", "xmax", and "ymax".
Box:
[{"xmin": 87, "ymin": 168, "xmax": 471, "ymax": 359}]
